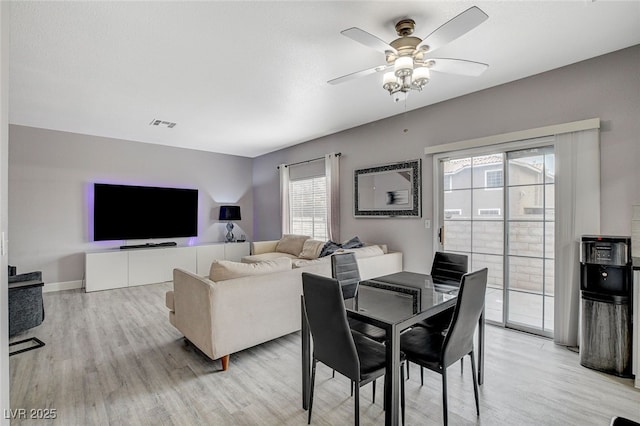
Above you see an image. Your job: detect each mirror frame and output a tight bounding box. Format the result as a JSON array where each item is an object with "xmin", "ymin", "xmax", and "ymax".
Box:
[{"xmin": 354, "ymin": 159, "xmax": 422, "ymax": 218}]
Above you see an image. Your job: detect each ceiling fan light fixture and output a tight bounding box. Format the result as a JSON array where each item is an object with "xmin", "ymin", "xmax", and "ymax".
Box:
[
  {"xmin": 332, "ymin": 7, "xmax": 489, "ymax": 101},
  {"xmin": 394, "ymin": 56, "xmax": 413, "ymax": 78},
  {"xmin": 382, "ymin": 71, "xmax": 400, "ymax": 93}
]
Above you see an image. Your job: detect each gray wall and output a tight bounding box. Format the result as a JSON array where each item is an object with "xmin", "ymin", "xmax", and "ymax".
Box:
[
  {"xmin": 253, "ymin": 45, "xmax": 640, "ymax": 274},
  {"xmin": 9, "ymin": 125, "xmax": 253, "ymax": 286}
]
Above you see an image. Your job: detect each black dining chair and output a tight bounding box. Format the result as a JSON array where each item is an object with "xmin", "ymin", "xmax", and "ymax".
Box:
[
  {"xmin": 419, "ymin": 252, "xmax": 469, "ymax": 328},
  {"xmin": 400, "ymin": 268, "xmax": 488, "ymax": 426},
  {"xmin": 332, "ymin": 253, "xmax": 387, "ymax": 343},
  {"xmin": 408, "ymin": 252, "xmax": 468, "ymax": 380},
  {"xmin": 331, "ymin": 252, "xmax": 387, "ymax": 402},
  {"xmin": 302, "ymin": 272, "xmax": 405, "ymax": 425},
  {"xmin": 331, "ymin": 252, "xmax": 361, "ymax": 309},
  {"xmin": 611, "ymin": 417, "xmax": 640, "ymax": 426},
  {"xmin": 431, "ymin": 252, "xmax": 469, "ymax": 287}
]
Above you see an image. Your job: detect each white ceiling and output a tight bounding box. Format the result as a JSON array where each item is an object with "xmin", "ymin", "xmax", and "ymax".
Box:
[{"xmin": 9, "ymin": 1, "xmax": 640, "ymax": 158}]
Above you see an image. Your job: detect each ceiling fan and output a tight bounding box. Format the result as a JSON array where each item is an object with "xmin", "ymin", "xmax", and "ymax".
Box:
[{"xmin": 329, "ymin": 6, "xmax": 489, "ymax": 101}]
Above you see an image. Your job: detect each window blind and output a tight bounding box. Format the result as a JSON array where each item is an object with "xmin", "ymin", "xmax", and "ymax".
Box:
[{"xmin": 289, "ymin": 176, "xmax": 328, "ymax": 240}]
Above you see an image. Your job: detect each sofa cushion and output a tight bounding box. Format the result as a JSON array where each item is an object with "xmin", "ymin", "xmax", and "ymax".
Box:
[
  {"xmin": 298, "ymin": 239, "xmax": 326, "ymax": 260},
  {"xmin": 292, "ymin": 257, "xmax": 331, "ymax": 268},
  {"xmin": 342, "ymin": 245, "xmax": 385, "ymax": 259},
  {"xmin": 210, "ymin": 258, "xmax": 293, "ymax": 281},
  {"xmin": 275, "ymin": 234, "xmax": 310, "ymax": 256},
  {"xmin": 242, "ymin": 252, "xmax": 298, "ymax": 264}
]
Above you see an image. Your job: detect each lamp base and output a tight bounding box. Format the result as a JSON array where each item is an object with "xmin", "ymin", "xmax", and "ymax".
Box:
[{"xmin": 225, "ymin": 222, "xmax": 235, "ymax": 242}]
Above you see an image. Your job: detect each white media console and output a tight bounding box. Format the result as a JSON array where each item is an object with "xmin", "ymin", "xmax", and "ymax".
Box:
[{"xmin": 85, "ymin": 242, "xmax": 250, "ymax": 292}]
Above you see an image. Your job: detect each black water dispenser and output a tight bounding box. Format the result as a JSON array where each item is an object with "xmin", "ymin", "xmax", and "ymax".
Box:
[{"xmin": 580, "ymin": 235, "xmax": 633, "ymax": 377}]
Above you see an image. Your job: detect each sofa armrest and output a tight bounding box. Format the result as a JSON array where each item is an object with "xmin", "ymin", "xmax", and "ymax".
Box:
[
  {"xmin": 172, "ymin": 268, "xmax": 216, "ymax": 359},
  {"xmin": 251, "ymin": 240, "xmax": 279, "ymax": 255}
]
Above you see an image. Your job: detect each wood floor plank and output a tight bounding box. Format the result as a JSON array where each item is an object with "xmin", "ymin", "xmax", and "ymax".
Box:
[{"xmin": 9, "ymin": 282, "xmax": 640, "ymax": 425}]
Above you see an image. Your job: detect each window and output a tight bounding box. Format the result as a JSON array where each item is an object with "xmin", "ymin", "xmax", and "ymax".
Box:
[
  {"xmin": 478, "ymin": 208, "xmax": 501, "ymax": 216},
  {"xmin": 444, "ymin": 208, "xmax": 462, "ymax": 218},
  {"xmin": 280, "ymin": 153, "xmax": 339, "ymax": 241},
  {"xmin": 485, "ymin": 169, "xmax": 503, "ymax": 188},
  {"xmin": 289, "ymin": 176, "xmax": 328, "ymax": 240}
]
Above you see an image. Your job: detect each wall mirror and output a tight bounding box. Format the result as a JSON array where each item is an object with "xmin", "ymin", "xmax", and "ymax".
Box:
[{"xmin": 354, "ymin": 159, "xmax": 421, "ymax": 217}]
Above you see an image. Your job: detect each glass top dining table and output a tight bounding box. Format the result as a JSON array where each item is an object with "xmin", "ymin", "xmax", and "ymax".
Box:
[{"xmin": 301, "ymin": 271, "xmax": 485, "ymax": 426}]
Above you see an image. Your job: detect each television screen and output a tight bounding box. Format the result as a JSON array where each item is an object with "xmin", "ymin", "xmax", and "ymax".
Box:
[{"xmin": 93, "ymin": 183, "xmax": 198, "ymax": 241}]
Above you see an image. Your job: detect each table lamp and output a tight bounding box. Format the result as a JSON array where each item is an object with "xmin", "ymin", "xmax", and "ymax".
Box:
[{"xmin": 219, "ymin": 205, "xmax": 241, "ymax": 242}]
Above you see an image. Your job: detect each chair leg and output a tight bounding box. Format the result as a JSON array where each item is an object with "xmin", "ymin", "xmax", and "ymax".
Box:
[
  {"xmin": 470, "ymin": 351, "xmax": 480, "ymax": 416},
  {"xmin": 442, "ymin": 368, "xmax": 448, "ymax": 426},
  {"xmin": 460, "ymin": 359, "xmax": 464, "ymax": 375},
  {"xmin": 308, "ymin": 359, "xmax": 317, "ymax": 424},
  {"xmin": 401, "ymin": 364, "xmax": 406, "ymax": 426},
  {"xmin": 406, "ymin": 362, "xmax": 410, "ymax": 380},
  {"xmin": 332, "ymin": 370, "xmax": 335, "ymax": 378},
  {"xmin": 420, "ymin": 366, "xmax": 424, "ymax": 386},
  {"xmin": 351, "ymin": 380, "xmax": 354, "ymax": 397},
  {"xmin": 372, "ymin": 379, "xmax": 376, "ymax": 404},
  {"xmin": 354, "ymin": 382, "xmax": 360, "ymax": 426}
]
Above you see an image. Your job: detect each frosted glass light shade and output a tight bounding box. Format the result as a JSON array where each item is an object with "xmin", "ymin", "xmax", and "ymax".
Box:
[
  {"xmin": 412, "ymin": 66, "xmax": 431, "ymax": 88},
  {"xmin": 382, "ymin": 72, "xmax": 400, "ymax": 93},
  {"xmin": 394, "ymin": 56, "xmax": 413, "ymax": 78}
]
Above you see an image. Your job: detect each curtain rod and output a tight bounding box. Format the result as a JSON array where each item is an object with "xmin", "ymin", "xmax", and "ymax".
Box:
[{"xmin": 277, "ymin": 152, "xmax": 341, "ymax": 169}]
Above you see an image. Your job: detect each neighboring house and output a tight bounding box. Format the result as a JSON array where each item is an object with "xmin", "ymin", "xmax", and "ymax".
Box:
[{"xmin": 443, "ymin": 154, "xmax": 555, "ymax": 221}]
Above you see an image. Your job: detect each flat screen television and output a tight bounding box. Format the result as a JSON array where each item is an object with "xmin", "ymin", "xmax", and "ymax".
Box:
[{"xmin": 93, "ymin": 183, "xmax": 198, "ymax": 241}]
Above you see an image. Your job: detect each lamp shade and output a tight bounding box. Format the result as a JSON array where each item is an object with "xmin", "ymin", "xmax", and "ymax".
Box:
[
  {"xmin": 219, "ymin": 205, "xmax": 241, "ymax": 221},
  {"xmin": 394, "ymin": 56, "xmax": 413, "ymax": 78}
]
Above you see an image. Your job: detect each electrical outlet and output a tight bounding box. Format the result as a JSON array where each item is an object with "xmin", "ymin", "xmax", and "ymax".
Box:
[{"xmin": 424, "ymin": 219, "xmax": 431, "ymax": 229}]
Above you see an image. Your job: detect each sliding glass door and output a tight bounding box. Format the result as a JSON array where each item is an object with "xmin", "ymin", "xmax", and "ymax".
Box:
[
  {"xmin": 505, "ymin": 147, "xmax": 555, "ymax": 334},
  {"xmin": 437, "ymin": 142, "xmax": 555, "ymax": 336}
]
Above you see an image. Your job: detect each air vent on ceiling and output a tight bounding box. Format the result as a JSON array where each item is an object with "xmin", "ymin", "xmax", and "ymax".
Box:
[{"xmin": 149, "ymin": 118, "xmax": 177, "ymax": 128}]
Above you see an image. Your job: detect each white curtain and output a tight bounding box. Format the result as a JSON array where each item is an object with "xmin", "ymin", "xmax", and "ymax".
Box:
[
  {"xmin": 279, "ymin": 164, "xmax": 290, "ymax": 235},
  {"xmin": 554, "ymin": 129, "xmax": 600, "ymax": 346},
  {"xmin": 325, "ymin": 153, "xmax": 340, "ymax": 241}
]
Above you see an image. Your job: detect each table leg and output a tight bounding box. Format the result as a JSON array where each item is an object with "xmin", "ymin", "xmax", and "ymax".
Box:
[
  {"xmin": 478, "ymin": 308, "xmax": 485, "ymax": 385},
  {"xmin": 301, "ymin": 296, "xmax": 310, "ymax": 409},
  {"xmin": 384, "ymin": 323, "xmax": 400, "ymax": 426}
]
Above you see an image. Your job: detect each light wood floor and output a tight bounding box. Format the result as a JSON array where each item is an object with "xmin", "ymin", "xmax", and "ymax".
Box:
[{"xmin": 9, "ymin": 282, "xmax": 640, "ymax": 425}]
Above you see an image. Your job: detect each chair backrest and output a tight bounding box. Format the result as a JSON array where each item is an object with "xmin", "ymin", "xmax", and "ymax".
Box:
[
  {"xmin": 611, "ymin": 417, "xmax": 640, "ymax": 426},
  {"xmin": 431, "ymin": 252, "xmax": 469, "ymax": 287},
  {"xmin": 442, "ymin": 268, "xmax": 488, "ymax": 367},
  {"xmin": 302, "ymin": 272, "xmax": 359, "ymax": 379},
  {"xmin": 331, "ymin": 252, "xmax": 361, "ymax": 300}
]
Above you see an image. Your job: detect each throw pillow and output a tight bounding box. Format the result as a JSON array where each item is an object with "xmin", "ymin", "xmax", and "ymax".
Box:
[
  {"xmin": 210, "ymin": 257, "xmax": 292, "ymax": 282},
  {"xmin": 319, "ymin": 240, "xmax": 341, "ymax": 257},
  {"xmin": 341, "ymin": 236, "xmax": 364, "ymax": 249},
  {"xmin": 298, "ymin": 239, "xmax": 326, "ymax": 260},
  {"xmin": 319, "ymin": 236, "xmax": 365, "ymax": 257},
  {"xmin": 275, "ymin": 234, "xmax": 311, "ymax": 256}
]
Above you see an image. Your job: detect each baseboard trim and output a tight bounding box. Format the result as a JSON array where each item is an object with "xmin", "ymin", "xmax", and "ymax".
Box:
[{"xmin": 43, "ymin": 280, "xmax": 84, "ymax": 293}]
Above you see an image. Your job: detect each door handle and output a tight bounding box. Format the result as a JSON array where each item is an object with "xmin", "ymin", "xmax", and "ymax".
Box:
[{"xmin": 438, "ymin": 226, "xmax": 445, "ymax": 245}]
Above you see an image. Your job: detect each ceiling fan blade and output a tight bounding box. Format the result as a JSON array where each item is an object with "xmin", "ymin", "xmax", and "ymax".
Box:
[
  {"xmin": 418, "ymin": 6, "xmax": 488, "ymax": 53},
  {"xmin": 341, "ymin": 27, "xmax": 398, "ymax": 55},
  {"xmin": 427, "ymin": 58, "xmax": 488, "ymax": 76},
  {"xmin": 328, "ymin": 64, "xmax": 391, "ymax": 85}
]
